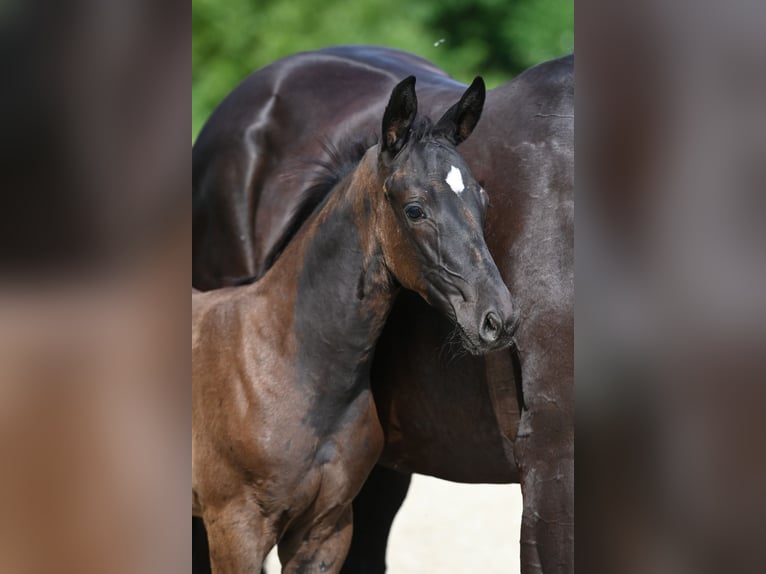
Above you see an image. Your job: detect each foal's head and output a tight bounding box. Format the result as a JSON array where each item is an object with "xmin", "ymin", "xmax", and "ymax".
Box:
[{"xmin": 372, "ymin": 76, "xmax": 517, "ymax": 353}]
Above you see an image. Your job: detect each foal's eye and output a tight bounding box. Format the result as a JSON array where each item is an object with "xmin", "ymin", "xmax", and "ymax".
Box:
[{"xmin": 404, "ymin": 205, "xmax": 426, "ymax": 221}]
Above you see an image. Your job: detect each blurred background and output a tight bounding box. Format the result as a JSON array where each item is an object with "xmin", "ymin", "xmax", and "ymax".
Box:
[
  {"xmin": 192, "ymin": 0, "xmax": 574, "ymax": 140},
  {"xmin": 6, "ymin": 1, "xmax": 763, "ymax": 573}
]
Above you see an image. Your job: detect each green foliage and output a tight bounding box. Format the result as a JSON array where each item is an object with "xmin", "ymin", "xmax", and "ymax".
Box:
[
  {"xmin": 192, "ymin": 0, "xmax": 573, "ymax": 141},
  {"xmin": 428, "ymin": 0, "xmax": 573, "ymax": 81}
]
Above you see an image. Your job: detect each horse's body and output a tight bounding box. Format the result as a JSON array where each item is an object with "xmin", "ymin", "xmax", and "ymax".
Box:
[
  {"xmin": 192, "ymin": 76, "xmax": 516, "ymax": 573},
  {"xmin": 193, "ymin": 47, "xmax": 466, "ymax": 289},
  {"xmin": 193, "ymin": 46, "xmax": 573, "ymax": 573}
]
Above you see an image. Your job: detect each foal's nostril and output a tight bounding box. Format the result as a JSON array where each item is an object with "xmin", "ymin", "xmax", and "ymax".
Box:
[{"xmin": 480, "ymin": 311, "xmax": 501, "ymax": 343}]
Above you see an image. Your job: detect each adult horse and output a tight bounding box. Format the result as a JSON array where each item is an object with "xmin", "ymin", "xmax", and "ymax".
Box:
[{"xmin": 193, "ymin": 46, "xmax": 573, "ymax": 573}]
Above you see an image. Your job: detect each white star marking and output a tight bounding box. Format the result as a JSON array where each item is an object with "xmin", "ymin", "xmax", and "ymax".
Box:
[{"xmin": 446, "ymin": 165, "xmax": 465, "ymax": 195}]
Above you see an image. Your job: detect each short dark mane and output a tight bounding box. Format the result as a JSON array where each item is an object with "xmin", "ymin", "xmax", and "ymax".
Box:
[
  {"xmin": 254, "ymin": 132, "xmax": 379, "ymax": 281},
  {"xmin": 233, "ymin": 115, "xmax": 437, "ymax": 287}
]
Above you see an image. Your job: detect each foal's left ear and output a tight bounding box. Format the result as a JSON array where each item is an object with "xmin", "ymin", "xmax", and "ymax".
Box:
[
  {"xmin": 381, "ymin": 76, "xmax": 418, "ymax": 158},
  {"xmin": 434, "ymin": 77, "xmax": 486, "ymax": 145}
]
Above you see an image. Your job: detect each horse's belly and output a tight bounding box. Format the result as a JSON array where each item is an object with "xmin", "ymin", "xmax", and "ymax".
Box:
[
  {"xmin": 372, "ymin": 295, "xmax": 520, "ymax": 483},
  {"xmin": 376, "ymin": 371, "xmax": 519, "ymax": 483}
]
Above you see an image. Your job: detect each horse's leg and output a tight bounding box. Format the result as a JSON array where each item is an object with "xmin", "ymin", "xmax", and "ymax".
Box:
[
  {"xmin": 514, "ymin": 408, "xmax": 574, "ymax": 573},
  {"xmin": 340, "ymin": 465, "xmax": 411, "ymax": 574},
  {"xmin": 279, "ymin": 506, "xmax": 354, "ymax": 574},
  {"xmin": 192, "ymin": 516, "xmax": 212, "ymax": 574},
  {"xmin": 204, "ymin": 501, "xmax": 277, "ymax": 574}
]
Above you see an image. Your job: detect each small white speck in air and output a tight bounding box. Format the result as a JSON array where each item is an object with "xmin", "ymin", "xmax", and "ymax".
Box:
[{"xmin": 446, "ymin": 165, "xmax": 465, "ymax": 195}]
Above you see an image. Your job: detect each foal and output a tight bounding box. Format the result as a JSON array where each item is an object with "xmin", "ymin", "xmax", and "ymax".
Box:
[{"xmin": 192, "ymin": 76, "xmax": 517, "ymax": 573}]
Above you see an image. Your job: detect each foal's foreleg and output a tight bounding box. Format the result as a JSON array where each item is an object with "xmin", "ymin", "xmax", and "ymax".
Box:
[
  {"xmin": 279, "ymin": 506, "xmax": 354, "ymax": 574},
  {"xmin": 204, "ymin": 502, "xmax": 277, "ymax": 574}
]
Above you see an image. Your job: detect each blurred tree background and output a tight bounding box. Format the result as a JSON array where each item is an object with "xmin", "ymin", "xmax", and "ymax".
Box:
[{"xmin": 193, "ymin": 0, "xmax": 573, "ymax": 141}]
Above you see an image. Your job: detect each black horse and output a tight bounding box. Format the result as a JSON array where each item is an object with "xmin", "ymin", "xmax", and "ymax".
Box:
[{"xmin": 193, "ymin": 46, "xmax": 573, "ymax": 573}]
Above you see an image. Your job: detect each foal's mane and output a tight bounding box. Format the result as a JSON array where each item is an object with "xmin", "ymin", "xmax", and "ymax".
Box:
[
  {"xmin": 261, "ymin": 136, "xmax": 376, "ymax": 272},
  {"xmin": 233, "ymin": 115, "xmax": 436, "ymax": 287}
]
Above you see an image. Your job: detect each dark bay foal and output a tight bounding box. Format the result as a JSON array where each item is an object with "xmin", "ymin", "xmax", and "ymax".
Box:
[{"xmin": 192, "ymin": 77, "xmax": 516, "ymax": 573}]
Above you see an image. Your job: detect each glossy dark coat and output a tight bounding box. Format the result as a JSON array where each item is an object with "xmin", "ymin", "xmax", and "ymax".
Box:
[
  {"xmin": 193, "ymin": 46, "xmax": 574, "ymax": 573},
  {"xmin": 193, "ymin": 77, "xmax": 514, "ymax": 573}
]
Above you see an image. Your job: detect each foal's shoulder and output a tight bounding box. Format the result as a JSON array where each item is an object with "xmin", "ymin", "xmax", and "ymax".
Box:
[
  {"xmin": 193, "ymin": 287, "xmax": 245, "ymax": 337},
  {"xmin": 193, "ymin": 285, "xmax": 270, "ymax": 335}
]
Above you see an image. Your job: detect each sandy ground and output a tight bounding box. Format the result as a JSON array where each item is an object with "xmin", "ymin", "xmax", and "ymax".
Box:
[{"xmin": 264, "ymin": 475, "xmax": 522, "ymax": 573}]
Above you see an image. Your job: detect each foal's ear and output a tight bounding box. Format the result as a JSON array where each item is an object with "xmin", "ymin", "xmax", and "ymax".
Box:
[
  {"xmin": 381, "ymin": 76, "xmax": 418, "ymax": 157},
  {"xmin": 434, "ymin": 77, "xmax": 486, "ymax": 145}
]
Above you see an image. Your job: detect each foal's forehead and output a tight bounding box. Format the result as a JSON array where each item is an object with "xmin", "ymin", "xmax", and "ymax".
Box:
[{"xmin": 405, "ymin": 143, "xmax": 476, "ymax": 191}]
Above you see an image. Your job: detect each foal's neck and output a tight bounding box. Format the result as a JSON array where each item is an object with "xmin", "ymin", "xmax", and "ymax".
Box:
[{"xmin": 261, "ymin": 152, "xmax": 396, "ymax": 395}]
